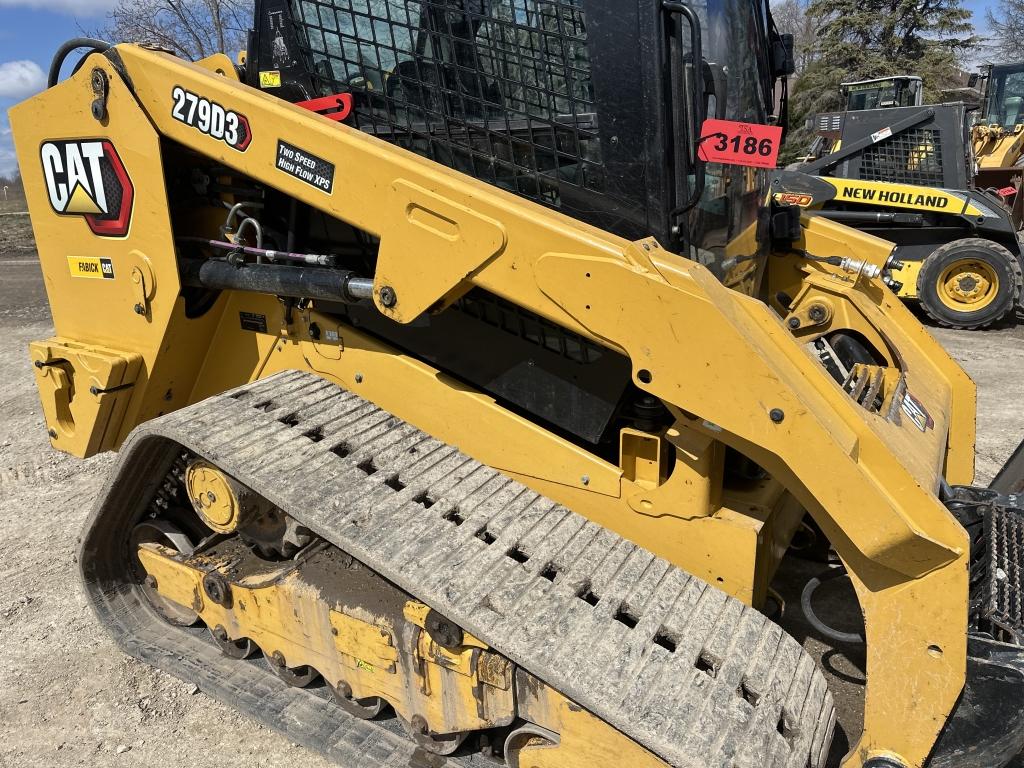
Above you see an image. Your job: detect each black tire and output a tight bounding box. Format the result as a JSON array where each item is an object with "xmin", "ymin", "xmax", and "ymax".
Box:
[{"xmin": 916, "ymin": 238, "xmax": 1023, "ymax": 330}]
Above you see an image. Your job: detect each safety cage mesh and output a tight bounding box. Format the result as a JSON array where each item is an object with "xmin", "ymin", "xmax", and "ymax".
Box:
[
  {"xmin": 856, "ymin": 127, "xmax": 944, "ymax": 188},
  {"xmin": 289, "ymin": 0, "xmax": 604, "ymax": 208}
]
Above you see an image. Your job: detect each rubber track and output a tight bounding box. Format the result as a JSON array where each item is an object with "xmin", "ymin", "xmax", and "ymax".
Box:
[{"xmin": 80, "ymin": 370, "xmax": 836, "ymax": 768}]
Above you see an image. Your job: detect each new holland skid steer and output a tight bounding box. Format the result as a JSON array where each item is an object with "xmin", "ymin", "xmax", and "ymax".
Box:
[
  {"xmin": 9, "ymin": 1, "xmax": 1024, "ymax": 767},
  {"xmin": 789, "ymin": 97, "xmax": 1024, "ymax": 329}
]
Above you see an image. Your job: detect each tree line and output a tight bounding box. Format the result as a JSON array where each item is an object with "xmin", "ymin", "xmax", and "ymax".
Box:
[{"xmin": 774, "ymin": 0, "xmax": 1022, "ymax": 161}]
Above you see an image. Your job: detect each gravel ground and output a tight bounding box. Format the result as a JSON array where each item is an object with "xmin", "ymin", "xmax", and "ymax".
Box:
[{"xmin": 0, "ymin": 220, "xmax": 1021, "ymax": 768}]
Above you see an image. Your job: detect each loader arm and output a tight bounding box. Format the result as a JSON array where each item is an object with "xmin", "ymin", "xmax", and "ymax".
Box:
[{"xmin": 11, "ymin": 44, "xmax": 1004, "ymax": 768}]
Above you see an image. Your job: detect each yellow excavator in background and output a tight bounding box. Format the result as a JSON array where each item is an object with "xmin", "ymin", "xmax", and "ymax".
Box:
[
  {"xmin": 9, "ymin": 1, "xmax": 1024, "ymax": 768},
  {"xmin": 972, "ymin": 61, "xmax": 1024, "ymax": 221}
]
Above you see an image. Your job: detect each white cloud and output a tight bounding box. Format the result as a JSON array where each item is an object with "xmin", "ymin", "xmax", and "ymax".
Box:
[
  {"xmin": 0, "ymin": 0, "xmax": 118, "ymax": 14},
  {"xmin": 0, "ymin": 60, "xmax": 46, "ymax": 100},
  {"xmin": 0, "ymin": 116, "xmax": 20, "ymax": 177}
]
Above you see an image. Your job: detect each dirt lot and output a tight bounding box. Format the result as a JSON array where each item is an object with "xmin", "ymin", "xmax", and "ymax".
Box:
[{"xmin": 1, "ymin": 214, "xmax": 1022, "ymax": 767}]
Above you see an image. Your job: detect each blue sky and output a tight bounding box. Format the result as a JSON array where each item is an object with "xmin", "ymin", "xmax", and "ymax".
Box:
[
  {"xmin": 0, "ymin": 0, "xmax": 119, "ymax": 177},
  {"xmin": 0, "ymin": 0, "xmax": 1003, "ymax": 176}
]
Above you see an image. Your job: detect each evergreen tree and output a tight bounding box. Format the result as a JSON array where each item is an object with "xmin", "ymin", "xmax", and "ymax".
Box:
[{"xmin": 778, "ymin": 0, "xmax": 975, "ymax": 163}]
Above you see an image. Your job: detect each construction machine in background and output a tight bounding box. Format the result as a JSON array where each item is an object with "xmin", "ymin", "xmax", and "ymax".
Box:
[
  {"xmin": 972, "ymin": 61, "xmax": 1024, "ymax": 219},
  {"xmin": 10, "ymin": 2, "xmax": 1024, "ymax": 768},
  {"xmin": 792, "ymin": 85, "xmax": 1024, "ymax": 328},
  {"xmin": 805, "ymin": 76, "xmax": 925, "ymax": 158}
]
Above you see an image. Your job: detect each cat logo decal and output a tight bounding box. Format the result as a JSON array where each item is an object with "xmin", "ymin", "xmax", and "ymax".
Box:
[{"xmin": 40, "ymin": 139, "xmax": 134, "ymax": 237}]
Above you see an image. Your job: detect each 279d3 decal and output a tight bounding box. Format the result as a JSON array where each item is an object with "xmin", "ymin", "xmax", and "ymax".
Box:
[
  {"xmin": 40, "ymin": 139, "xmax": 134, "ymax": 237},
  {"xmin": 171, "ymin": 86, "xmax": 252, "ymax": 151}
]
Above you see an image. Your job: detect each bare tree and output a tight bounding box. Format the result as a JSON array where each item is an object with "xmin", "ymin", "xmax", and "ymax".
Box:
[
  {"xmin": 101, "ymin": 0, "xmax": 253, "ymax": 60},
  {"xmin": 771, "ymin": 0, "xmax": 820, "ymax": 75},
  {"xmin": 987, "ymin": 0, "xmax": 1024, "ymax": 61}
]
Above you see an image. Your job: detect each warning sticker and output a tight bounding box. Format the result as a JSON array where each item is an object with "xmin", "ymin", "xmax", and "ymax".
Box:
[
  {"xmin": 239, "ymin": 311, "xmax": 268, "ymax": 333},
  {"xmin": 276, "ymin": 140, "xmax": 335, "ymax": 193},
  {"xmin": 259, "ymin": 70, "xmax": 282, "ymax": 88},
  {"xmin": 67, "ymin": 255, "xmax": 114, "ymax": 279},
  {"xmin": 901, "ymin": 392, "xmax": 934, "ymax": 432},
  {"xmin": 870, "ymin": 126, "xmax": 893, "ymax": 143}
]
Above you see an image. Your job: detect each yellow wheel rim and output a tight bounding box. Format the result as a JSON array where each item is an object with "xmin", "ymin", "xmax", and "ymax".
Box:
[{"xmin": 936, "ymin": 258, "xmax": 1000, "ymax": 311}]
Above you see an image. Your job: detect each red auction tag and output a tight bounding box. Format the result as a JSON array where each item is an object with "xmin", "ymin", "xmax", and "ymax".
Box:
[
  {"xmin": 997, "ymin": 185, "xmax": 1018, "ymax": 198},
  {"xmin": 698, "ymin": 119, "xmax": 783, "ymax": 169}
]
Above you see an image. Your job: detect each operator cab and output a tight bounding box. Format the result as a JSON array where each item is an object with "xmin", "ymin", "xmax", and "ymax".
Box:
[
  {"xmin": 840, "ymin": 76, "xmax": 923, "ymax": 111},
  {"xmin": 246, "ymin": 0, "xmax": 794, "ymax": 293},
  {"xmin": 980, "ymin": 62, "xmax": 1024, "ymax": 129},
  {"xmin": 801, "ymin": 75, "xmax": 923, "ymax": 161}
]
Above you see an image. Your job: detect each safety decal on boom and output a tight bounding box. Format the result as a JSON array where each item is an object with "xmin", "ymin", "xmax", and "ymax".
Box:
[
  {"xmin": 171, "ymin": 86, "xmax": 252, "ymax": 152},
  {"xmin": 40, "ymin": 139, "xmax": 134, "ymax": 237},
  {"xmin": 275, "ymin": 140, "xmax": 335, "ymax": 193}
]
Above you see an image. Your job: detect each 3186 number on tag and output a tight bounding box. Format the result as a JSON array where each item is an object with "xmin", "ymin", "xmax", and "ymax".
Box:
[{"xmin": 698, "ymin": 119, "xmax": 782, "ymax": 169}]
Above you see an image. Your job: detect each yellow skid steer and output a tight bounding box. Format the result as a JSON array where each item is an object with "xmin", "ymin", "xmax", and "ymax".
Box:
[{"xmin": 9, "ymin": 2, "xmax": 1024, "ymax": 768}]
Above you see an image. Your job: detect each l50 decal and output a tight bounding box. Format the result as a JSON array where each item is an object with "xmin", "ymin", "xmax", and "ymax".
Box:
[
  {"xmin": 40, "ymin": 139, "xmax": 134, "ymax": 237},
  {"xmin": 171, "ymin": 86, "xmax": 251, "ymax": 151}
]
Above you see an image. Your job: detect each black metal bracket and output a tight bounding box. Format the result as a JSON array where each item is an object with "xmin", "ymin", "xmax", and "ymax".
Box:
[
  {"xmin": 91, "ymin": 67, "xmax": 109, "ymax": 122},
  {"xmin": 797, "ymin": 106, "xmax": 935, "ymax": 175}
]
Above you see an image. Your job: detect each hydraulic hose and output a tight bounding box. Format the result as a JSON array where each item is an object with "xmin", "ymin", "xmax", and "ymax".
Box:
[
  {"xmin": 800, "ymin": 567, "xmax": 865, "ymax": 645},
  {"xmin": 48, "ymin": 38, "xmax": 111, "ymax": 88}
]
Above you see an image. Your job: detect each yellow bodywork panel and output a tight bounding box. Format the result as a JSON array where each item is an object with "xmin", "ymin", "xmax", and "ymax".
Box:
[
  {"xmin": 29, "ymin": 337, "xmax": 141, "ymax": 456},
  {"xmin": 515, "ymin": 679, "xmax": 669, "ymax": 768},
  {"xmin": 796, "ymin": 175, "xmax": 989, "ymax": 217}
]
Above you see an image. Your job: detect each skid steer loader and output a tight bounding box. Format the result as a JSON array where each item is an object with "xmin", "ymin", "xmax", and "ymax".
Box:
[
  {"xmin": 9, "ymin": 1, "xmax": 1024, "ymax": 767},
  {"xmin": 789, "ymin": 97, "xmax": 1024, "ymax": 329},
  {"xmin": 805, "ymin": 76, "xmax": 924, "ymax": 159}
]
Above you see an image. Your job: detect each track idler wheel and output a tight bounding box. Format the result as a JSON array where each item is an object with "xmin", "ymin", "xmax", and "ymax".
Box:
[
  {"xmin": 130, "ymin": 520, "xmax": 200, "ymax": 627},
  {"xmin": 328, "ymin": 681, "xmax": 388, "ymax": 719},
  {"xmin": 210, "ymin": 625, "xmax": 256, "ymax": 659},
  {"xmin": 398, "ymin": 714, "xmax": 468, "ymax": 756}
]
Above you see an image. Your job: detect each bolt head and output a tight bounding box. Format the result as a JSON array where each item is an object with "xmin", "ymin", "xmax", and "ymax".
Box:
[
  {"xmin": 410, "ymin": 714, "xmax": 428, "ymax": 735},
  {"xmin": 787, "ymin": 316, "xmax": 801, "ymax": 329},
  {"xmin": 379, "ymin": 286, "xmax": 397, "ymax": 308},
  {"xmin": 354, "ymin": 373, "xmax": 363, "ymax": 384},
  {"xmin": 47, "ymin": 428, "xmax": 58, "ymax": 439},
  {"xmin": 769, "ymin": 408, "xmax": 785, "ymax": 423},
  {"xmin": 133, "ymin": 303, "xmax": 146, "ymax": 315},
  {"xmin": 808, "ymin": 305, "xmax": 827, "ymax": 322}
]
